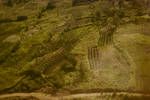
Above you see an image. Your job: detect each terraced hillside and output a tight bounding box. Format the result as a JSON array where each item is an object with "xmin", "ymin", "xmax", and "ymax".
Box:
[{"xmin": 0, "ymin": 0, "xmax": 150, "ymax": 99}]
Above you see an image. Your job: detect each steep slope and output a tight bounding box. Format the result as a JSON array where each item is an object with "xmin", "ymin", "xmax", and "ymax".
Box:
[{"xmin": 0, "ymin": 0, "xmax": 150, "ymax": 97}]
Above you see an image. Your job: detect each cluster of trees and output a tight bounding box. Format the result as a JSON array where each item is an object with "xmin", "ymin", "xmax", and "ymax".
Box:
[{"xmin": 1, "ymin": 0, "xmax": 29, "ymax": 6}]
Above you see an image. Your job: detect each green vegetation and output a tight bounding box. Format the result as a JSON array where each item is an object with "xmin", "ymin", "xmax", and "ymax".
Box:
[{"xmin": 0, "ymin": 1, "xmax": 150, "ymax": 99}]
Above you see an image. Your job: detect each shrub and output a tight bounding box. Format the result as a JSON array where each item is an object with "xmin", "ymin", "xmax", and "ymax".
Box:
[
  {"xmin": 46, "ymin": 1, "xmax": 55, "ymax": 10},
  {"xmin": 16, "ymin": 16, "xmax": 28, "ymax": 21},
  {"xmin": 3, "ymin": 0, "xmax": 13, "ymax": 7}
]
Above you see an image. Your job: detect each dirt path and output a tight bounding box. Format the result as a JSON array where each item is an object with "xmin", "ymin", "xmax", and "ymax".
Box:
[
  {"xmin": 0, "ymin": 93, "xmax": 55, "ymax": 100},
  {"xmin": 1, "ymin": 91, "xmax": 150, "ymax": 100}
]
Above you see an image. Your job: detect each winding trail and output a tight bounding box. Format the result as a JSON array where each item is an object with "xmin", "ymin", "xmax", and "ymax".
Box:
[{"xmin": 1, "ymin": 91, "xmax": 150, "ymax": 100}]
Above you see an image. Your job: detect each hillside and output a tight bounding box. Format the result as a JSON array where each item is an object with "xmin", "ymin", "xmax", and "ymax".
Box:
[{"xmin": 0, "ymin": 0, "xmax": 150, "ymax": 99}]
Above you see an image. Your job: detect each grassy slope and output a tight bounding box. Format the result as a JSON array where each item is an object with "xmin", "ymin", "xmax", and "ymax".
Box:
[{"xmin": 116, "ymin": 23, "xmax": 150, "ymax": 91}]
